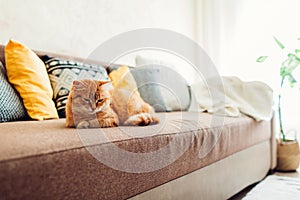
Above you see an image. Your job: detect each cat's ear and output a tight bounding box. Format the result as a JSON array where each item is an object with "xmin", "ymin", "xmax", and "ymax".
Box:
[
  {"xmin": 73, "ymin": 80, "xmax": 81, "ymax": 86},
  {"xmin": 73, "ymin": 80, "xmax": 85, "ymax": 89},
  {"xmin": 99, "ymin": 81, "xmax": 114, "ymax": 91}
]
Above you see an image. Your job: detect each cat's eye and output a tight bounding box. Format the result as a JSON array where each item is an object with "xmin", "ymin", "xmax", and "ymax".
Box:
[{"xmin": 97, "ymin": 99, "xmax": 104, "ymax": 103}]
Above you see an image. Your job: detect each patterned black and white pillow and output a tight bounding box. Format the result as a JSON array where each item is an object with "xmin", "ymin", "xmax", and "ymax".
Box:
[
  {"xmin": 0, "ymin": 61, "xmax": 27, "ymax": 122},
  {"xmin": 42, "ymin": 56, "xmax": 110, "ymax": 118}
]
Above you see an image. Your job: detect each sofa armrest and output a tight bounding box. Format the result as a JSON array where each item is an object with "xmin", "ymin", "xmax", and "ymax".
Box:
[{"xmin": 270, "ymin": 111, "xmax": 277, "ymax": 169}]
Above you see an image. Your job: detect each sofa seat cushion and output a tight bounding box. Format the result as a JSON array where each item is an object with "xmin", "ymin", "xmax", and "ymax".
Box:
[{"xmin": 0, "ymin": 112, "xmax": 271, "ymax": 199}]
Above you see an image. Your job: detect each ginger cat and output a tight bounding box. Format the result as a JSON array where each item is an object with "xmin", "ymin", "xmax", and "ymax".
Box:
[{"xmin": 65, "ymin": 79, "xmax": 159, "ymax": 128}]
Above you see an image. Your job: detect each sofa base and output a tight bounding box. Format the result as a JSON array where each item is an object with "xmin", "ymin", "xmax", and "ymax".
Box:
[{"xmin": 130, "ymin": 141, "xmax": 271, "ymax": 200}]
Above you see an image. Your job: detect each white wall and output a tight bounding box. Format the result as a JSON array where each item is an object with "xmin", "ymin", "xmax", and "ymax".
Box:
[
  {"xmin": 206, "ymin": 0, "xmax": 300, "ymax": 137},
  {"xmin": 0, "ymin": 0, "xmax": 196, "ymax": 59}
]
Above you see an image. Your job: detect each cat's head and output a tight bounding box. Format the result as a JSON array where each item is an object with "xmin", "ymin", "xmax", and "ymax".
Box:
[{"xmin": 71, "ymin": 79, "xmax": 113, "ymax": 114}]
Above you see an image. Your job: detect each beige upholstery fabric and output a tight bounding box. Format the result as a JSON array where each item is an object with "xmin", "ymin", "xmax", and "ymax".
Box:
[
  {"xmin": 0, "ymin": 112, "xmax": 272, "ymax": 199},
  {"xmin": 130, "ymin": 141, "xmax": 271, "ymax": 200}
]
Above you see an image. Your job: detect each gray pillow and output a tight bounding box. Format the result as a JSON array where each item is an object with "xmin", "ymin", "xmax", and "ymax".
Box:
[
  {"xmin": 0, "ymin": 62, "xmax": 27, "ymax": 122},
  {"xmin": 131, "ymin": 65, "xmax": 191, "ymax": 112}
]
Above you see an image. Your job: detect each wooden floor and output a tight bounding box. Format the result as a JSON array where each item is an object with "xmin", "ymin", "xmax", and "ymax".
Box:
[{"xmin": 228, "ymin": 168, "xmax": 300, "ymax": 200}]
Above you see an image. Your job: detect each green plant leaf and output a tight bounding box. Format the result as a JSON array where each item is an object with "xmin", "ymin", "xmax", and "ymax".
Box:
[
  {"xmin": 256, "ymin": 56, "xmax": 268, "ymax": 63},
  {"xmin": 280, "ymin": 55, "xmax": 299, "ymax": 77},
  {"xmin": 288, "ymin": 74, "xmax": 297, "ymax": 87},
  {"xmin": 280, "ymin": 67, "xmax": 287, "ymax": 77},
  {"xmin": 274, "ymin": 36, "xmax": 285, "ymax": 49},
  {"xmin": 295, "ymin": 49, "xmax": 300, "ymax": 59}
]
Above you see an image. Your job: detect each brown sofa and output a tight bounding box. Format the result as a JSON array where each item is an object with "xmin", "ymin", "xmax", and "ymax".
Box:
[{"xmin": 0, "ymin": 46, "xmax": 276, "ymax": 200}]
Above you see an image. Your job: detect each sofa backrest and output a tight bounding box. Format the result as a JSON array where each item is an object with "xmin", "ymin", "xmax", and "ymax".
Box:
[
  {"xmin": 0, "ymin": 45, "xmax": 5, "ymax": 66},
  {"xmin": 0, "ymin": 44, "xmax": 121, "ymax": 68}
]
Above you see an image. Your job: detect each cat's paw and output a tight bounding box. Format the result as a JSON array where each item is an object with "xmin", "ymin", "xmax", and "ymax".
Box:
[
  {"xmin": 65, "ymin": 119, "xmax": 75, "ymax": 128},
  {"xmin": 76, "ymin": 121, "xmax": 90, "ymax": 129},
  {"xmin": 124, "ymin": 113, "xmax": 159, "ymax": 126},
  {"xmin": 100, "ymin": 118, "xmax": 119, "ymax": 128}
]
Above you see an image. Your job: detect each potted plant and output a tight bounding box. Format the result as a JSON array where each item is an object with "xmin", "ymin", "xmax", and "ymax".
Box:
[{"xmin": 257, "ymin": 37, "xmax": 300, "ymax": 171}]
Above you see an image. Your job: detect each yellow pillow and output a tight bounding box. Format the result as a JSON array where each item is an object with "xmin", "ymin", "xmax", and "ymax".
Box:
[
  {"xmin": 5, "ymin": 39, "xmax": 58, "ymax": 120},
  {"xmin": 109, "ymin": 66, "xmax": 137, "ymax": 90},
  {"xmin": 109, "ymin": 66, "xmax": 147, "ymax": 101}
]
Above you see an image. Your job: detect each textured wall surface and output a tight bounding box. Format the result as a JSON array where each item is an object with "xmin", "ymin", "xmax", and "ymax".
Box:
[{"xmin": 0, "ymin": 0, "xmax": 196, "ymax": 60}]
